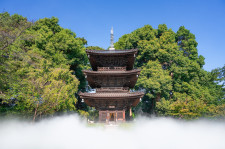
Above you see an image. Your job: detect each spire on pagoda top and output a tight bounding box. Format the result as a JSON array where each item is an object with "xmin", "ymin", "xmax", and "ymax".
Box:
[{"xmin": 109, "ymin": 27, "xmax": 115, "ymax": 50}]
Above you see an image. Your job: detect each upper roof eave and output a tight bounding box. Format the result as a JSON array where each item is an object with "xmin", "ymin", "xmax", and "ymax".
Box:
[{"xmin": 86, "ymin": 49, "xmax": 138, "ymax": 55}]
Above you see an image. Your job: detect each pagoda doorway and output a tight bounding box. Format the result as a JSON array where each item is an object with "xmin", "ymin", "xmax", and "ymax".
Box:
[{"xmin": 109, "ymin": 113, "xmax": 115, "ymax": 121}]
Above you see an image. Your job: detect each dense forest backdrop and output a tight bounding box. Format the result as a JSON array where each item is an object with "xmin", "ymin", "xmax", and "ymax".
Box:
[{"xmin": 0, "ymin": 12, "xmax": 224, "ymax": 121}]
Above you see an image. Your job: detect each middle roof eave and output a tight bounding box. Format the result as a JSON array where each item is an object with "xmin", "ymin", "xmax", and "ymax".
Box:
[{"xmin": 82, "ymin": 69, "xmax": 141, "ymax": 75}]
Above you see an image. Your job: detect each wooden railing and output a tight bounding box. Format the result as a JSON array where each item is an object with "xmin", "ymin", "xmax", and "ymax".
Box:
[
  {"xmin": 97, "ymin": 67, "xmax": 126, "ymax": 71},
  {"xmin": 96, "ymin": 87, "xmax": 129, "ymax": 93}
]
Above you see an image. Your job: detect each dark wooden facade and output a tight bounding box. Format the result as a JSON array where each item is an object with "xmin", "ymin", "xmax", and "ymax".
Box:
[
  {"xmin": 86, "ymin": 49, "xmax": 138, "ymax": 71},
  {"xmin": 99, "ymin": 110, "xmax": 125, "ymax": 122},
  {"xmin": 83, "ymin": 69, "xmax": 141, "ymax": 88},
  {"xmin": 79, "ymin": 49, "xmax": 144, "ymax": 123}
]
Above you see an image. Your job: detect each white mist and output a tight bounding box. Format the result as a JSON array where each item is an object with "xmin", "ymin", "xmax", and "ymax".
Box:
[{"xmin": 0, "ymin": 115, "xmax": 225, "ymax": 149}]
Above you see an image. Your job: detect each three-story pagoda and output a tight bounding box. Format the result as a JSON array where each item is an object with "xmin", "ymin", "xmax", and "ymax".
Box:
[{"xmin": 79, "ymin": 28, "xmax": 144, "ymax": 123}]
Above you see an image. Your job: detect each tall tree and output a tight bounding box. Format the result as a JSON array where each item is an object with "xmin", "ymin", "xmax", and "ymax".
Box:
[
  {"xmin": 0, "ymin": 12, "xmax": 33, "ymax": 95},
  {"xmin": 115, "ymin": 24, "xmax": 225, "ymax": 119},
  {"xmin": 211, "ymin": 65, "xmax": 225, "ymax": 86},
  {"xmin": 0, "ymin": 12, "xmax": 88, "ymax": 120}
]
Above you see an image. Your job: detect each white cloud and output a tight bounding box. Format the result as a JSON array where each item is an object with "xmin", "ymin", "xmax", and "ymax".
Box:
[{"xmin": 0, "ymin": 115, "xmax": 225, "ymax": 149}]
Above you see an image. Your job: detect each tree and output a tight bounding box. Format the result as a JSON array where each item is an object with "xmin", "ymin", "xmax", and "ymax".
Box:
[
  {"xmin": 86, "ymin": 46, "xmax": 104, "ymax": 51},
  {"xmin": 135, "ymin": 60, "xmax": 172, "ymax": 113},
  {"xmin": 0, "ymin": 12, "xmax": 33, "ymax": 96},
  {"xmin": 115, "ymin": 24, "xmax": 225, "ymax": 119},
  {"xmin": 0, "ymin": 12, "xmax": 88, "ymax": 120},
  {"xmin": 10, "ymin": 62, "xmax": 79, "ymax": 121},
  {"xmin": 211, "ymin": 65, "xmax": 225, "ymax": 86}
]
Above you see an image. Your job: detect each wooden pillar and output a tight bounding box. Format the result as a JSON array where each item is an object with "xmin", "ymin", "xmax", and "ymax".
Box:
[
  {"xmin": 123, "ymin": 110, "xmax": 125, "ymax": 122},
  {"xmin": 99, "ymin": 111, "xmax": 101, "ymax": 122},
  {"xmin": 129, "ymin": 107, "xmax": 132, "ymax": 117},
  {"xmin": 116, "ymin": 111, "xmax": 117, "ymax": 122},
  {"xmin": 106, "ymin": 110, "xmax": 109, "ymax": 123}
]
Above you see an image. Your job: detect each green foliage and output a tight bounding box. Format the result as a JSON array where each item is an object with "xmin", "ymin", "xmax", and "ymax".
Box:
[
  {"xmin": 86, "ymin": 46, "xmax": 105, "ymax": 50},
  {"xmin": 0, "ymin": 12, "xmax": 88, "ymax": 120},
  {"xmin": 211, "ymin": 65, "xmax": 225, "ymax": 86},
  {"xmin": 136, "ymin": 60, "xmax": 172, "ymax": 113},
  {"xmin": 86, "ymin": 107, "xmax": 99, "ymax": 121},
  {"xmin": 0, "ymin": 12, "xmax": 33, "ymax": 93},
  {"xmin": 1, "ymin": 12, "xmax": 224, "ymax": 120},
  {"xmin": 115, "ymin": 24, "xmax": 225, "ymax": 119},
  {"xmin": 10, "ymin": 65, "xmax": 79, "ymax": 120}
]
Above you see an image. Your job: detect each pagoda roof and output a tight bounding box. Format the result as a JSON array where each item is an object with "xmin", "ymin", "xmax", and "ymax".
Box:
[
  {"xmin": 86, "ymin": 49, "xmax": 138, "ymax": 55},
  {"xmin": 83, "ymin": 69, "xmax": 141, "ymax": 75},
  {"xmin": 86, "ymin": 49, "xmax": 138, "ymax": 71},
  {"xmin": 79, "ymin": 91, "xmax": 144, "ymax": 110},
  {"xmin": 83, "ymin": 69, "xmax": 141, "ymax": 88},
  {"xmin": 79, "ymin": 91, "xmax": 144, "ymax": 98}
]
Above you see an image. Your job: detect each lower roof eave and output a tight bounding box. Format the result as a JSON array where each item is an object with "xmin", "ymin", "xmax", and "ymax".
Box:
[{"xmin": 79, "ymin": 92, "xmax": 144, "ymax": 99}]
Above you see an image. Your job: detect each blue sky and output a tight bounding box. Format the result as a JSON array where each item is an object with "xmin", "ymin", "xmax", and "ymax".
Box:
[{"xmin": 1, "ymin": 0, "xmax": 225, "ymax": 71}]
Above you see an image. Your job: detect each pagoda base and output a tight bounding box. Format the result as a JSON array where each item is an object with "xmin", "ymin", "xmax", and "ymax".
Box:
[{"xmin": 99, "ymin": 110, "xmax": 125, "ymax": 123}]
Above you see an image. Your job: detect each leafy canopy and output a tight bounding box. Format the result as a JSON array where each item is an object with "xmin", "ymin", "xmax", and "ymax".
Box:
[
  {"xmin": 0, "ymin": 12, "xmax": 88, "ymax": 120},
  {"xmin": 115, "ymin": 24, "xmax": 225, "ymax": 119}
]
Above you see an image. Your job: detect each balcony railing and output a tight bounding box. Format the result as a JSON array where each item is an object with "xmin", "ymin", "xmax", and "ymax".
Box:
[
  {"xmin": 97, "ymin": 67, "xmax": 126, "ymax": 71},
  {"xmin": 96, "ymin": 87, "xmax": 129, "ymax": 93}
]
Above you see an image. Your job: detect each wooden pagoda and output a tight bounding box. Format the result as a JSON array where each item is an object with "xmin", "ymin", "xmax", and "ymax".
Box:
[{"xmin": 79, "ymin": 49, "xmax": 144, "ymax": 123}]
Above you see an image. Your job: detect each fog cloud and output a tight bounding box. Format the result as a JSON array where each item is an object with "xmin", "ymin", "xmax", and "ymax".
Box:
[{"xmin": 0, "ymin": 115, "xmax": 225, "ymax": 149}]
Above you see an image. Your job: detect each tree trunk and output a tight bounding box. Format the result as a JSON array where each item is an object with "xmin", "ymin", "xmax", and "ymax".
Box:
[{"xmin": 33, "ymin": 103, "xmax": 39, "ymax": 122}]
